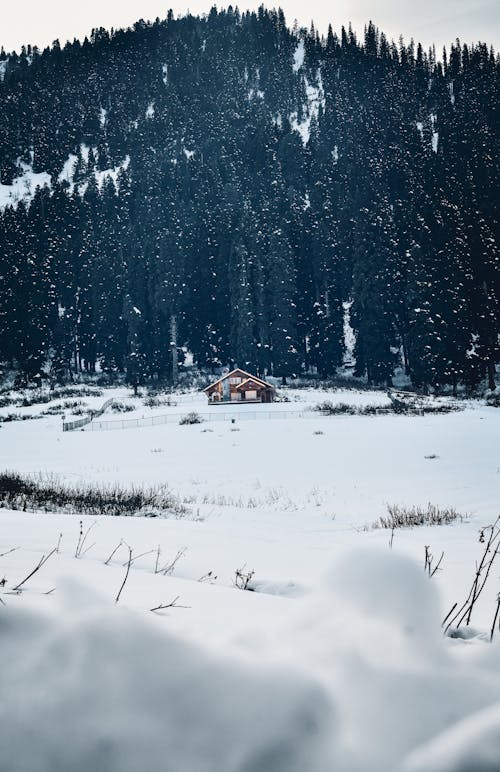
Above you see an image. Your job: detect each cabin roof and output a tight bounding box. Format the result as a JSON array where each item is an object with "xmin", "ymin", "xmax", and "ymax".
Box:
[
  {"xmin": 203, "ymin": 369, "xmax": 274, "ymax": 392},
  {"xmin": 234, "ymin": 377, "xmax": 265, "ymax": 391}
]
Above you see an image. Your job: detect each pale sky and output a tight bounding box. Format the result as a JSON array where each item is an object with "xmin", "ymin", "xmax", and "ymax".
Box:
[{"xmin": 1, "ymin": 0, "xmax": 499, "ymax": 54}]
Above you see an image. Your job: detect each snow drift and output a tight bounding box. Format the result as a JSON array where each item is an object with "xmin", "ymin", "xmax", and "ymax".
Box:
[{"xmin": 2, "ymin": 550, "xmax": 500, "ymax": 771}]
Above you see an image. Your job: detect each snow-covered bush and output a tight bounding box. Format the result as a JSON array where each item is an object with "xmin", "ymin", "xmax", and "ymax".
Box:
[
  {"xmin": 179, "ymin": 411, "xmax": 203, "ymax": 425},
  {"xmin": 143, "ymin": 395, "xmax": 173, "ymax": 408},
  {"xmin": 110, "ymin": 401, "xmax": 135, "ymax": 413},
  {"xmin": 486, "ymin": 391, "xmax": 500, "ymax": 407}
]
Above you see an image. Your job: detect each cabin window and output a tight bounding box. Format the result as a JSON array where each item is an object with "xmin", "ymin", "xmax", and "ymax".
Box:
[
  {"xmin": 230, "ymin": 391, "xmax": 241, "ymax": 400},
  {"xmin": 229, "ymin": 377, "xmax": 241, "ymax": 384},
  {"xmin": 246, "ymin": 390, "xmax": 257, "ymax": 400}
]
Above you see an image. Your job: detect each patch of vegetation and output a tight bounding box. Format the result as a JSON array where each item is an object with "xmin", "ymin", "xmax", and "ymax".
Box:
[
  {"xmin": 0, "ymin": 395, "xmax": 18, "ymax": 408},
  {"xmin": 313, "ymin": 400, "xmax": 459, "ymax": 417},
  {"xmin": 179, "ymin": 412, "xmax": 203, "ymax": 425},
  {"xmin": 143, "ymin": 396, "xmax": 174, "ymax": 408},
  {"xmin": 42, "ymin": 400, "xmax": 90, "ymax": 416},
  {"xmin": 0, "ymin": 471, "xmax": 188, "ymax": 518},
  {"xmin": 288, "ymin": 375, "xmax": 376, "ymax": 392},
  {"xmin": 0, "ymin": 413, "xmax": 43, "ymax": 423},
  {"xmin": 18, "ymin": 387, "xmax": 103, "ymax": 407},
  {"xmin": 486, "ymin": 392, "xmax": 500, "ymax": 407},
  {"xmin": 110, "ymin": 402, "xmax": 135, "ymax": 413},
  {"xmin": 374, "ymin": 502, "xmax": 466, "ymax": 530}
]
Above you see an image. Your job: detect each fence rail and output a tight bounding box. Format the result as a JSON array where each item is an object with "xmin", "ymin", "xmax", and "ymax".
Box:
[
  {"xmin": 86, "ymin": 407, "xmax": 322, "ymax": 432},
  {"xmin": 62, "ymin": 398, "xmax": 117, "ymax": 432}
]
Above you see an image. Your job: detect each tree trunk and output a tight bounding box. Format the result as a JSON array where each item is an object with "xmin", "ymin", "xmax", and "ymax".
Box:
[
  {"xmin": 170, "ymin": 314, "xmax": 178, "ymax": 385},
  {"xmin": 487, "ymin": 361, "xmax": 496, "ymax": 392}
]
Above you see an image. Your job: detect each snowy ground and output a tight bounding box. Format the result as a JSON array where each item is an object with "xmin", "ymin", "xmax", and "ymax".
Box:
[{"xmin": 2, "ymin": 385, "xmax": 500, "ymax": 770}]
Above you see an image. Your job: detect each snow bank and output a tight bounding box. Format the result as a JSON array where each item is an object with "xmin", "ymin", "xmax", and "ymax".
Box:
[
  {"xmin": 401, "ymin": 701, "xmax": 500, "ymax": 771},
  {"xmin": 0, "ymin": 589, "xmax": 333, "ymax": 772},
  {"xmin": 2, "ymin": 549, "xmax": 500, "ymax": 771}
]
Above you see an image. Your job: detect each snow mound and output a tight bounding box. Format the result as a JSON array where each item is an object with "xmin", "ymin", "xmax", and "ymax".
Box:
[
  {"xmin": 400, "ymin": 702, "xmax": 500, "ymax": 772},
  {"xmin": 0, "ymin": 585, "xmax": 334, "ymax": 772},
  {"xmin": 2, "ymin": 550, "xmax": 500, "ymax": 771}
]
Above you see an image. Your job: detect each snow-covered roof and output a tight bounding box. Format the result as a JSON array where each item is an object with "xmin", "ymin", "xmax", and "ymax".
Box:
[{"xmin": 203, "ymin": 369, "xmax": 274, "ymax": 392}]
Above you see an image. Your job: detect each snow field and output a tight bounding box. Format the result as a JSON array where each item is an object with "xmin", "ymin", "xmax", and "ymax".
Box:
[{"xmin": 2, "ymin": 387, "xmax": 500, "ymax": 770}]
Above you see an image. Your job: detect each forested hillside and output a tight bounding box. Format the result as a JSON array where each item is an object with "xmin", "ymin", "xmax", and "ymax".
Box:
[{"xmin": 0, "ymin": 8, "xmax": 498, "ymax": 391}]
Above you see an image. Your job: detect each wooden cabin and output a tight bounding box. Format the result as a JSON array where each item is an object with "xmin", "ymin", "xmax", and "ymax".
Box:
[{"xmin": 204, "ymin": 369, "xmax": 275, "ymax": 404}]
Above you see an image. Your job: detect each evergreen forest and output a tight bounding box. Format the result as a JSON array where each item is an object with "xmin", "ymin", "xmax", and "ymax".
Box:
[{"xmin": 0, "ymin": 7, "xmax": 498, "ymax": 392}]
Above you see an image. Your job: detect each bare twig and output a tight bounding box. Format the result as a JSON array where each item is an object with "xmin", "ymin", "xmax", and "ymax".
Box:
[
  {"xmin": 75, "ymin": 521, "xmax": 97, "ymax": 558},
  {"xmin": 154, "ymin": 545, "xmax": 161, "ymax": 574},
  {"xmin": 74, "ymin": 520, "xmax": 83, "ymax": 557},
  {"xmin": 430, "ymin": 551, "xmax": 445, "ymax": 577},
  {"xmin": 234, "ymin": 565, "xmax": 255, "ymax": 590},
  {"xmin": 441, "ymin": 602, "xmax": 457, "ymax": 628},
  {"xmin": 444, "ymin": 516, "xmax": 500, "ymax": 633},
  {"xmin": 158, "ymin": 548, "xmax": 186, "ymax": 576},
  {"xmin": 150, "ymin": 596, "xmax": 190, "ymax": 612},
  {"xmin": 198, "ymin": 570, "xmax": 217, "ymax": 583},
  {"xmin": 490, "ymin": 594, "xmax": 500, "ymax": 642},
  {"xmin": 424, "ymin": 545, "xmax": 445, "ymax": 577},
  {"xmin": 80, "ymin": 542, "xmax": 96, "ymax": 558},
  {"xmin": 0, "ymin": 547, "xmax": 19, "ymax": 559},
  {"xmin": 104, "ymin": 540, "xmax": 124, "ymax": 566},
  {"xmin": 55, "ymin": 533, "xmax": 63, "ymax": 553},
  {"xmin": 123, "ymin": 549, "xmax": 156, "ymax": 567},
  {"xmin": 115, "ymin": 545, "xmax": 132, "ymax": 604},
  {"xmin": 12, "ymin": 548, "xmax": 57, "ymax": 592}
]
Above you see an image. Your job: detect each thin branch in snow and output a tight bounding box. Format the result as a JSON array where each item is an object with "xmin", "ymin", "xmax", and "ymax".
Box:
[
  {"xmin": 104, "ymin": 540, "xmax": 124, "ymax": 565},
  {"xmin": 234, "ymin": 565, "xmax": 255, "ymax": 590},
  {"xmin": 157, "ymin": 548, "xmax": 186, "ymax": 576},
  {"xmin": 198, "ymin": 570, "xmax": 217, "ymax": 583},
  {"xmin": 490, "ymin": 593, "xmax": 500, "ymax": 642},
  {"xmin": 75, "ymin": 520, "xmax": 97, "ymax": 558},
  {"xmin": 154, "ymin": 545, "xmax": 161, "ymax": 574},
  {"xmin": 123, "ymin": 548, "xmax": 156, "ymax": 567},
  {"xmin": 0, "ymin": 547, "xmax": 19, "ymax": 559},
  {"xmin": 150, "ymin": 596, "xmax": 190, "ymax": 612},
  {"xmin": 444, "ymin": 516, "xmax": 500, "ymax": 632},
  {"xmin": 115, "ymin": 545, "xmax": 132, "ymax": 604},
  {"xmin": 12, "ymin": 548, "xmax": 57, "ymax": 592}
]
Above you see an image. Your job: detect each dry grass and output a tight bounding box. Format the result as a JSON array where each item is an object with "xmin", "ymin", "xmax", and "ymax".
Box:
[
  {"xmin": 0, "ymin": 471, "xmax": 188, "ymax": 518},
  {"xmin": 374, "ymin": 502, "xmax": 466, "ymax": 530}
]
